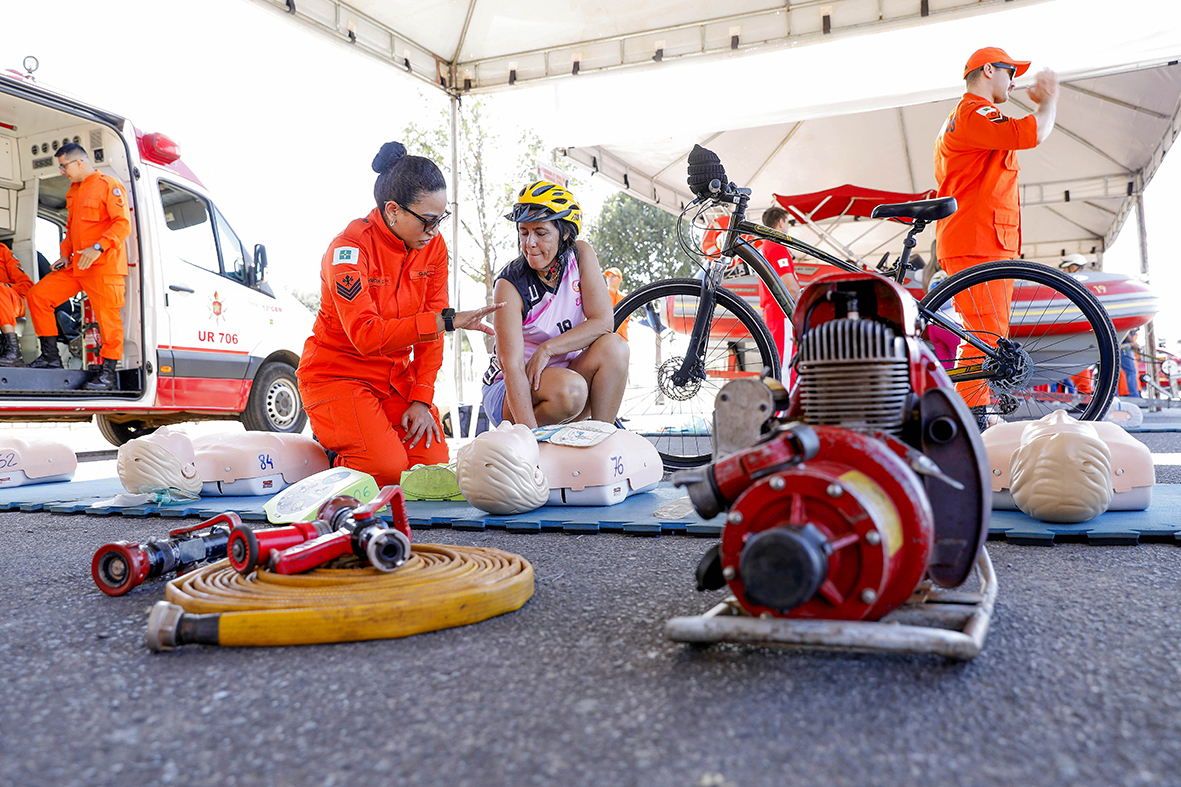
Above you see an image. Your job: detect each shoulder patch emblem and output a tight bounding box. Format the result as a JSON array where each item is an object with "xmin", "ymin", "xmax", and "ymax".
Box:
[
  {"xmin": 975, "ymin": 105, "xmax": 1009, "ymax": 123},
  {"xmin": 335, "ymin": 272, "xmax": 363, "ymax": 301},
  {"xmin": 112, "ymin": 187, "xmax": 122, "ymax": 197},
  {"xmin": 333, "ymin": 246, "xmax": 360, "ymax": 266}
]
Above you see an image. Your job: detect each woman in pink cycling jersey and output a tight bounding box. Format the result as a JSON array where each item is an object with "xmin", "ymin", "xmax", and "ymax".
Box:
[{"xmin": 481, "ymin": 181, "xmax": 628, "ymax": 429}]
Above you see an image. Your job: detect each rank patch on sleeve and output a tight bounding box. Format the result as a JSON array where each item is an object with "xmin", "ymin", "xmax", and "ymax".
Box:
[
  {"xmin": 335, "ymin": 272, "xmax": 363, "ymax": 301},
  {"xmin": 333, "ymin": 246, "xmax": 360, "ymax": 266}
]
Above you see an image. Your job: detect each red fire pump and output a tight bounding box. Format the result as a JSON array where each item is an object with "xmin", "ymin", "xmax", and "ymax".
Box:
[
  {"xmin": 91, "ymin": 513, "xmax": 240, "ymax": 596},
  {"xmin": 674, "ymin": 272, "xmax": 992, "ymax": 625},
  {"xmin": 227, "ymin": 485, "xmax": 412, "ymax": 575}
]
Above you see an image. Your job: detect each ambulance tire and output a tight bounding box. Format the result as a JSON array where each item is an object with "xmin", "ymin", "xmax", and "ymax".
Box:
[
  {"xmin": 95, "ymin": 415, "xmax": 158, "ymax": 447},
  {"xmin": 243, "ymin": 361, "xmax": 307, "ymax": 434}
]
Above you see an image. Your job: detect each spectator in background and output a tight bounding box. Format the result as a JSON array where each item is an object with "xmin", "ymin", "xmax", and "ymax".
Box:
[
  {"xmin": 756, "ymin": 206, "xmax": 803, "ymax": 367},
  {"xmin": 603, "ymin": 266, "xmax": 628, "ymax": 341},
  {"xmin": 1120, "ymin": 329, "xmax": 1141, "ymax": 398},
  {"xmin": 1060, "ymin": 253, "xmax": 1088, "ymax": 274}
]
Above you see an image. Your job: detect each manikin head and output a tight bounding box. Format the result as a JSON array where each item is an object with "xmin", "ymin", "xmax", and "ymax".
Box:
[
  {"xmin": 117, "ymin": 426, "xmax": 202, "ymax": 495},
  {"xmin": 1009, "ymin": 410, "xmax": 1113, "ymax": 523},
  {"xmin": 456, "ymin": 422, "xmax": 549, "ymax": 515}
]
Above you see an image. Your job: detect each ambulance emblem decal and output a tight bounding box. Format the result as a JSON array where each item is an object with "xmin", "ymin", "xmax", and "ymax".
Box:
[
  {"xmin": 336, "ymin": 273, "xmax": 362, "ymax": 302},
  {"xmin": 208, "ymin": 291, "xmax": 226, "ymax": 323}
]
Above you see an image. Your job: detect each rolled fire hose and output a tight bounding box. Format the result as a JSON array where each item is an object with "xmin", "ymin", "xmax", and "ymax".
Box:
[{"xmin": 146, "ymin": 544, "xmax": 533, "ymax": 651}]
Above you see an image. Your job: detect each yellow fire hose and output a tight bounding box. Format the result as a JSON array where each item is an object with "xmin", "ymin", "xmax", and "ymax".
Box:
[{"xmin": 145, "ymin": 544, "xmax": 533, "ymax": 651}]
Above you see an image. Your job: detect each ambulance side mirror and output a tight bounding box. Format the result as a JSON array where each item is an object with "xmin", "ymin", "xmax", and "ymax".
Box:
[{"xmin": 250, "ymin": 244, "xmax": 268, "ymax": 287}]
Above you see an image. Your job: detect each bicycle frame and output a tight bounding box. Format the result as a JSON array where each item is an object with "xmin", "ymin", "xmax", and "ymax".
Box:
[{"xmin": 698, "ymin": 189, "xmax": 999, "ymax": 382}]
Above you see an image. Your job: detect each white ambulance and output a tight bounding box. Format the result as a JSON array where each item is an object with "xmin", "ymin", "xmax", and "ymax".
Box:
[{"xmin": 0, "ymin": 65, "xmax": 314, "ymax": 445}]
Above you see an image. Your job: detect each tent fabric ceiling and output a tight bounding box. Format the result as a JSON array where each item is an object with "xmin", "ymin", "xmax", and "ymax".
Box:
[
  {"xmin": 246, "ymin": 0, "xmax": 1045, "ymax": 93},
  {"xmin": 559, "ymin": 61, "xmax": 1181, "ymax": 265}
]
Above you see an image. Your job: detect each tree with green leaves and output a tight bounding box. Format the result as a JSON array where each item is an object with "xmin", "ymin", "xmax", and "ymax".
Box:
[
  {"xmin": 586, "ymin": 192, "xmax": 693, "ymax": 289},
  {"xmin": 401, "ymin": 96, "xmax": 545, "ymax": 351}
]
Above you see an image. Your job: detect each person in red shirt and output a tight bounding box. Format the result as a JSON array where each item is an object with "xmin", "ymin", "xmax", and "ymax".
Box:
[
  {"xmin": 297, "ymin": 141, "xmax": 502, "ymax": 486},
  {"xmin": 933, "ymin": 46, "xmax": 1059, "ymax": 424},
  {"xmin": 0, "ymin": 243, "xmax": 33, "ymax": 366},
  {"xmin": 756, "ymin": 206, "xmax": 802, "ymax": 368},
  {"xmin": 26, "ymin": 143, "xmax": 131, "ymax": 389}
]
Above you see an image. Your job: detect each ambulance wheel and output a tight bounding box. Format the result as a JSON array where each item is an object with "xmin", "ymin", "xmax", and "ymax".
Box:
[
  {"xmin": 95, "ymin": 415, "xmax": 158, "ymax": 447},
  {"xmin": 243, "ymin": 361, "xmax": 307, "ymax": 433}
]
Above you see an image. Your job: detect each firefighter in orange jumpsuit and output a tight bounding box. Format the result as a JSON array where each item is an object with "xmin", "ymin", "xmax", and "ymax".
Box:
[
  {"xmin": 297, "ymin": 141, "xmax": 502, "ymax": 487},
  {"xmin": 933, "ymin": 47, "xmax": 1059, "ymax": 427},
  {"xmin": 27, "ymin": 142, "xmax": 131, "ymax": 390},
  {"xmin": 0, "ymin": 243, "xmax": 33, "ymax": 366}
]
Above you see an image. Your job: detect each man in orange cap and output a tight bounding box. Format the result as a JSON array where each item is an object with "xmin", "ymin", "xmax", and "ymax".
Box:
[
  {"xmin": 933, "ymin": 47, "xmax": 1058, "ymax": 426},
  {"xmin": 26, "ymin": 142, "xmax": 131, "ymax": 390},
  {"xmin": 603, "ymin": 266, "xmax": 628, "ymax": 340}
]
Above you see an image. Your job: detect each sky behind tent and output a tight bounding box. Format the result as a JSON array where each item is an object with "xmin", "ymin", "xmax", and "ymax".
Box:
[{"xmin": 2, "ymin": 0, "xmax": 1178, "ymax": 348}]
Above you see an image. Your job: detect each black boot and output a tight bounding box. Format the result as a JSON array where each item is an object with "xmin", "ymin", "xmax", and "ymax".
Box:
[
  {"xmin": 84, "ymin": 358, "xmax": 119, "ymax": 391},
  {"xmin": 0, "ymin": 333, "xmax": 23, "ymax": 367},
  {"xmin": 28, "ymin": 336, "xmax": 62, "ymax": 369}
]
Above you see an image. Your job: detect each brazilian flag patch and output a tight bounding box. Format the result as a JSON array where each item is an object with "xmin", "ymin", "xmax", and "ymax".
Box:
[{"xmin": 333, "ymin": 246, "xmax": 360, "ymax": 265}]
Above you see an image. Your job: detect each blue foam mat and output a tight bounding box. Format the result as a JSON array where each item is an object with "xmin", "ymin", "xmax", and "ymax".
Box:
[
  {"xmin": 3, "ymin": 476, "xmax": 1180, "ymax": 545},
  {"xmin": 0, "ymin": 478, "xmax": 717, "ymax": 536}
]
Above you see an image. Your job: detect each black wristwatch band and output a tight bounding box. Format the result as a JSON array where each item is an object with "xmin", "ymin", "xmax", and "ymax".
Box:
[{"xmin": 441, "ymin": 308, "xmax": 456, "ymax": 332}]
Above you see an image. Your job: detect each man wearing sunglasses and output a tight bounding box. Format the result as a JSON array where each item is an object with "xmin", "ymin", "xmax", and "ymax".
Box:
[{"xmin": 932, "ymin": 47, "xmax": 1059, "ymax": 428}]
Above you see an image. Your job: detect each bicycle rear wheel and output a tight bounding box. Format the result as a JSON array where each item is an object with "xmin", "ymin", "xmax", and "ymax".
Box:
[
  {"xmin": 919, "ymin": 260, "xmax": 1118, "ymax": 423},
  {"xmin": 613, "ymin": 277, "xmax": 780, "ymax": 470}
]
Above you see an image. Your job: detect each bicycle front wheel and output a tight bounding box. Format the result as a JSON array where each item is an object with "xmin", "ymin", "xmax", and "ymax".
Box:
[
  {"xmin": 613, "ymin": 278, "xmax": 781, "ymax": 470},
  {"xmin": 919, "ymin": 260, "xmax": 1118, "ymax": 422}
]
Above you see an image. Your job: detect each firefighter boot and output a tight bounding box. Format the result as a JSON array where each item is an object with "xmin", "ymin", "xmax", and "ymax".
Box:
[
  {"xmin": 0, "ymin": 332, "xmax": 23, "ymax": 367},
  {"xmin": 28, "ymin": 336, "xmax": 63, "ymax": 369},
  {"xmin": 84, "ymin": 358, "xmax": 119, "ymax": 391}
]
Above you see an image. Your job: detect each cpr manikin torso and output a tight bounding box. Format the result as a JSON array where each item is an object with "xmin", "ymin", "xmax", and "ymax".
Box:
[
  {"xmin": 984, "ymin": 410, "xmax": 1154, "ymax": 523},
  {"xmin": 536, "ymin": 422, "xmax": 662, "ymax": 506},
  {"xmin": 0, "ymin": 437, "xmax": 77, "ymax": 487},
  {"xmin": 457, "ymin": 421, "xmax": 663, "ymax": 515},
  {"xmin": 117, "ymin": 426, "xmax": 202, "ymax": 496},
  {"xmin": 193, "ymin": 432, "xmax": 330, "ymax": 496}
]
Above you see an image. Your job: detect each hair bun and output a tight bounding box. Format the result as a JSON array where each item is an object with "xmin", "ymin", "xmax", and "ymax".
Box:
[{"xmin": 372, "ymin": 141, "xmax": 407, "ymax": 174}]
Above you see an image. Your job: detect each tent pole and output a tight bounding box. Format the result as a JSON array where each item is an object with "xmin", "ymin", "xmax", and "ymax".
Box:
[
  {"xmin": 1134, "ymin": 179, "xmax": 1160, "ymax": 409},
  {"xmin": 451, "ymin": 93, "xmax": 463, "ymax": 404}
]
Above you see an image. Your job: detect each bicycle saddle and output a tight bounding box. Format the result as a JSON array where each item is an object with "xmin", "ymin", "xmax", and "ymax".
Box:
[{"xmin": 871, "ymin": 197, "xmax": 957, "ymax": 222}]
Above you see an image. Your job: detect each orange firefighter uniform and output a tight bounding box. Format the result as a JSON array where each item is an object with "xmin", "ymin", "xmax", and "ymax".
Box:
[
  {"xmin": 933, "ymin": 93, "xmax": 1038, "ymax": 407},
  {"xmin": 298, "ymin": 208, "xmax": 450, "ymax": 486},
  {"xmin": 0, "ymin": 245, "xmax": 33, "ymax": 325},
  {"xmin": 27, "ymin": 170, "xmax": 131, "ymax": 360}
]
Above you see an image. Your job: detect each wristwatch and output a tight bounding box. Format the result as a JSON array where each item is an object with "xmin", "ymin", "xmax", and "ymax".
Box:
[
  {"xmin": 441, "ymin": 308, "xmax": 456, "ymax": 332},
  {"xmin": 92, "ymin": 243, "xmax": 103, "ymax": 252}
]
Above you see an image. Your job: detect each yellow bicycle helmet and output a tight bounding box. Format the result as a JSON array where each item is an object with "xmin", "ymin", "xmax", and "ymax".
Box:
[{"xmin": 505, "ymin": 181, "xmax": 582, "ymax": 235}]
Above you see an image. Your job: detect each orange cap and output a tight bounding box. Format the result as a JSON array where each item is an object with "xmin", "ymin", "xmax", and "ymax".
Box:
[
  {"xmin": 963, "ymin": 47, "xmax": 1031, "ymax": 79},
  {"xmin": 603, "ymin": 267, "xmax": 623, "ymax": 278}
]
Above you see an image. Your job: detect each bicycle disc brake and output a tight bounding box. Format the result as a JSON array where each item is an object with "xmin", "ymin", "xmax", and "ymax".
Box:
[
  {"xmin": 982, "ymin": 338, "xmax": 1032, "ymax": 405},
  {"xmin": 660, "ymin": 356, "xmax": 705, "ymax": 401}
]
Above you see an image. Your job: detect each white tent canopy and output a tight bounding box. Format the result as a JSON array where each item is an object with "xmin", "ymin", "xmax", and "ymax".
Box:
[
  {"xmin": 559, "ymin": 58, "xmax": 1181, "ymax": 265},
  {"xmin": 246, "ymin": 0, "xmax": 1046, "ymax": 93}
]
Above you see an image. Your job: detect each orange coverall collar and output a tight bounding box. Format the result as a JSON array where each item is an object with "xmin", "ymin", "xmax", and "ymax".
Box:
[{"xmin": 368, "ymin": 207, "xmax": 412, "ymax": 253}]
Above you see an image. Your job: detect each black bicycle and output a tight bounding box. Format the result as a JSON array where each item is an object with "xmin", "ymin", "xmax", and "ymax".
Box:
[{"xmin": 613, "ymin": 145, "xmax": 1119, "ymax": 469}]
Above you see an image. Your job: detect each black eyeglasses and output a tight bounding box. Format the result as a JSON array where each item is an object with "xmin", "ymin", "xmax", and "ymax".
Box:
[
  {"xmin": 991, "ymin": 63, "xmax": 1017, "ymax": 80},
  {"xmin": 397, "ymin": 202, "xmax": 451, "ymax": 232}
]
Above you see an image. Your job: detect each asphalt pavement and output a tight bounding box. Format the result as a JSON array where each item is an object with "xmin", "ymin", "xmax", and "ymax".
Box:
[{"xmin": 1, "ymin": 415, "xmax": 1179, "ymax": 787}]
